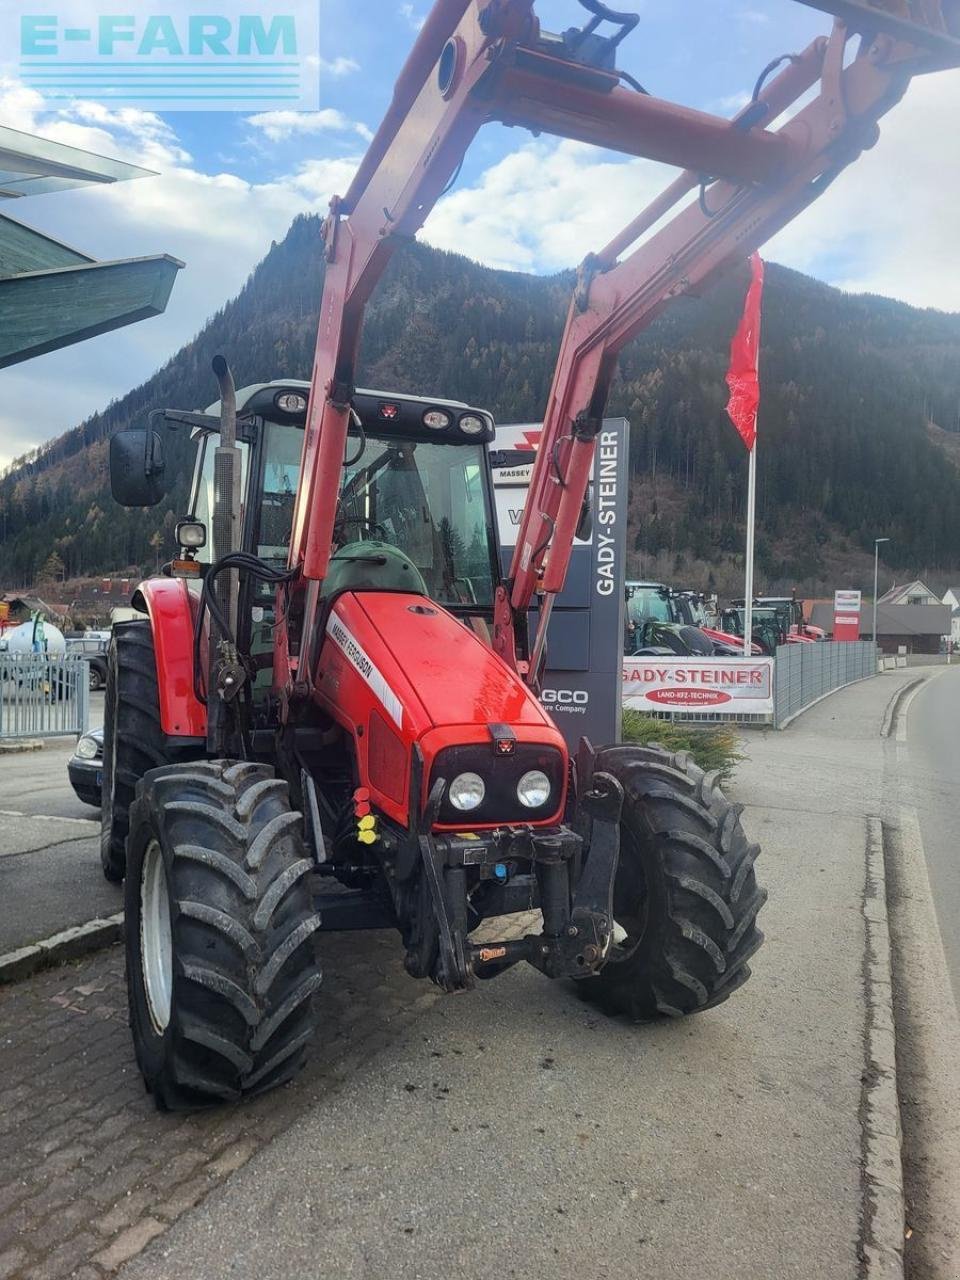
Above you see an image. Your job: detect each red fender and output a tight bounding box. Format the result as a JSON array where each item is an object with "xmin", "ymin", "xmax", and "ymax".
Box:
[{"xmin": 133, "ymin": 578, "xmax": 207, "ymax": 738}]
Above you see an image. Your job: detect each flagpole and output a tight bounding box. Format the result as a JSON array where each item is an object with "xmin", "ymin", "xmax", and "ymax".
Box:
[{"xmin": 743, "ymin": 443, "xmax": 756, "ymax": 656}]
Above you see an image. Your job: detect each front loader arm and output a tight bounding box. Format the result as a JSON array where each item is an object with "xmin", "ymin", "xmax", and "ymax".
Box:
[{"xmin": 285, "ymin": 0, "xmax": 957, "ymax": 691}]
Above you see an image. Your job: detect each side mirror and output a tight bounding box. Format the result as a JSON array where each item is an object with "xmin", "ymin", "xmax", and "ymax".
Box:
[{"xmin": 110, "ymin": 429, "xmax": 167, "ymax": 507}]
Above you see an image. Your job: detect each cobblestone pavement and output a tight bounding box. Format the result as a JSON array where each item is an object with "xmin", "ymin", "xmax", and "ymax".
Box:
[{"xmin": 0, "ymin": 930, "xmax": 442, "ymax": 1280}]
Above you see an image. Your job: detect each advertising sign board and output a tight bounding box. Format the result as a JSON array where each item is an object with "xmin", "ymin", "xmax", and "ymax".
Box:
[
  {"xmin": 833, "ymin": 589, "xmax": 862, "ymax": 642},
  {"xmin": 622, "ymin": 656, "xmax": 775, "ymax": 716},
  {"xmin": 492, "ymin": 419, "xmax": 629, "ymax": 750}
]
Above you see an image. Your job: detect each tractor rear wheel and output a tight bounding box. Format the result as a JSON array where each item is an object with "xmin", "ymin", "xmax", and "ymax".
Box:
[
  {"xmin": 100, "ymin": 622, "xmax": 169, "ymax": 882},
  {"xmin": 580, "ymin": 745, "xmax": 765, "ymax": 1019},
  {"xmin": 125, "ymin": 760, "xmax": 321, "ymax": 1110}
]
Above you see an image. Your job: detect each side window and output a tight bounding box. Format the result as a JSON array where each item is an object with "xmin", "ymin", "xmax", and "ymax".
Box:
[
  {"xmin": 189, "ymin": 430, "xmax": 249, "ymax": 564},
  {"xmin": 258, "ymin": 424, "xmax": 303, "ymax": 562}
]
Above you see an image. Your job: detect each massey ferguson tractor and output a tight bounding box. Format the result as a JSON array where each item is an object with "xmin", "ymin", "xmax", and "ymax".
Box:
[{"xmin": 104, "ymin": 0, "xmax": 957, "ymax": 1109}]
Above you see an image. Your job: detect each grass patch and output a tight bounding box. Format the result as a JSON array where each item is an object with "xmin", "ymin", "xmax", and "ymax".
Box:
[{"xmin": 621, "ymin": 710, "xmax": 744, "ymax": 782}]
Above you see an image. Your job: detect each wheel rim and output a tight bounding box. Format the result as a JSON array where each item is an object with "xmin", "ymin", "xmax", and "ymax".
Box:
[{"xmin": 141, "ymin": 838, "xmax": 173, "ymax": 1033}]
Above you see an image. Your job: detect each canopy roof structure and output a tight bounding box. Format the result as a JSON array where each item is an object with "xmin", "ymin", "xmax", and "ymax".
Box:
[{"xmin": 0, "ymin": 124, "xmax": 182, "ymax": 368}]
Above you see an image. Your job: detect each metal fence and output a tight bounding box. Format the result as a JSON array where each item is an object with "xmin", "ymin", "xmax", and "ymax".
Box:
[
  {"xmin": 0, "ymin": 654, "xmax": 90, "ymax": 740},
  {"xmin": 773, "ymin": 641, "xmax": 877, "ymax": 727}
]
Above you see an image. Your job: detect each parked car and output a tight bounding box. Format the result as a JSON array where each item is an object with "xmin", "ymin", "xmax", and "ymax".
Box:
[
  {"xmin": 65, "ymin": 633, "xmax": 110, "ymax": 691},
  {"xmin": 68, "ymin": 728, "xmax": 103, "ymax": 807}
]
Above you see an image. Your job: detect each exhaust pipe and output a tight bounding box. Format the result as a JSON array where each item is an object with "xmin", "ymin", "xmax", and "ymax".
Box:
[{"xmin": 211, "ymin": 355, "xmax": 241, "ymax": 635}]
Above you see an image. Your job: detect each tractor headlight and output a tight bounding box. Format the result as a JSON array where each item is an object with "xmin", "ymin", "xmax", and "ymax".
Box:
[
  {"xmin": 458, "ymin": 414, "xmax": 485, "ymax": 436},
  {"xmin": 448, "ymin": 772, "xmax": 485, "ymax": 811},
  {"xmin": 75, "ymin": 734, "xmax": 100, "ymax": 760},
  {"xmin": 176, "ymin": 519, "xmax": 206, "ymax": 549},
  {"xmin": 517, "ymin": 770, "xmax": 551, "ymax": 808},
  {"xmin": 423, "ymin": 408, "xmax": 452, "ymax": 430}
]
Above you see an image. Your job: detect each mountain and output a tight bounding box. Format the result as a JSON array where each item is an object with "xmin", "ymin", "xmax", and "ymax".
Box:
[{"xmin": 3, "ymin": 212, "xmax": 960, "ymax": 600}]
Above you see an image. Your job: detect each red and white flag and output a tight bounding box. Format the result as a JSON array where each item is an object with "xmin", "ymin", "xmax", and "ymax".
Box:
[{"xmin": 725, "ymin": 253, "xmax": 765, "ymax": 451}]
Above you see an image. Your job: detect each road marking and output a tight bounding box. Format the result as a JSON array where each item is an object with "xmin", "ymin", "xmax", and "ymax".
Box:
[{"xmin": 0, "ymin": 809, "xmax": 98, "ymax": 826}]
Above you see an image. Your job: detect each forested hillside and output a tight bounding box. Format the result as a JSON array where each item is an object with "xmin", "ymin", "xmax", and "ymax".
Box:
[{"xmin": 3, "ymin": 212, "xmax": 960, "ymax": 595}]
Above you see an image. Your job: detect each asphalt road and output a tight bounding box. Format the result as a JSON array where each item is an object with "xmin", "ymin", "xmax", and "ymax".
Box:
[
  {"xmin": 0, "ymin": 693, "xmax": 119, "ymax": 952},
  {"xmin": 901, "ymin": 666, "xmax": 960, "ymax": 1003}
]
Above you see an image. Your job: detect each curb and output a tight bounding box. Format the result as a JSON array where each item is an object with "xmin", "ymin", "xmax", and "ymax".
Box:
[
  {"xmin": 860, "ymin": 815, "xmax": 905, "ymax": 1279},
  {"xmin": 0, "ymin": 913, "xmax": 123, "ymax": 985},
  {"xmin": 879, "ymin": 676, "xmax": 925, "ymax": 739},
  {"xmin": 0, "ymin": 739, "xmax": 44, "ymax": 754}
]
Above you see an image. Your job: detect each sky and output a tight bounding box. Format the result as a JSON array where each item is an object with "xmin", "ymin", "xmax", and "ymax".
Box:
[{"xmin": 1, "ymin": 0, "xmax": 959, "ymax": 471}]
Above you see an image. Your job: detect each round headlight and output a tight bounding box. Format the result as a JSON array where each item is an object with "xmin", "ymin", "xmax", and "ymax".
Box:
[
  {"xmin": 276, "ymin": 391, "xmax": 308, "ymax": 414},
  {"xmin": 448, "ymin": 771, "xmax": 485, "ymax": 811},
  {"xmin": 423, "ymin": 408, "xmax": 452, "ymax": 430},
  {"xmin": 517, "ymin": 769, "xmax": 551, "ymax": 808},
  {"xmin": 75, "ymin": 734, "xmax": 100, "ymax": 760},
  {"xmin": 458, "ymin": 414, "xmax": 485, "ymax": 436}
]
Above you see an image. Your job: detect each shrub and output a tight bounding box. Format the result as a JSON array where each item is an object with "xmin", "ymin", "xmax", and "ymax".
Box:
[{"xmin": 620, "ymin": 710, "xmax": 744, "ymax": 782}]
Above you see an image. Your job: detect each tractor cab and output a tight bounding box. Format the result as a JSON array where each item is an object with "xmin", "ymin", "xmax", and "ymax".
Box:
[
  {"xmin": 623, "ymin": 581, "xmax": 714, "ymax": 656},
  {"xmin": 181, "ymin": 380, "xmax": 500, "ymax": 608}
]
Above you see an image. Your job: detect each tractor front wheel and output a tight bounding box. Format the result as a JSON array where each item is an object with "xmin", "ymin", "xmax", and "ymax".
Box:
[
  {"xmin": 125, "ymin": 761, "xmax": 321, "ymax": 1110},
  {"xmin": 581, "ymin": 745, "xmax": 765, "ymax": 1019}
]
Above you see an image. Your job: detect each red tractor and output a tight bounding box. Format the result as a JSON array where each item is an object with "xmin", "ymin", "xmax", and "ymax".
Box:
[{"xmin": 104, "ymin": 0, "xmax": 956, "ymax": 1108}]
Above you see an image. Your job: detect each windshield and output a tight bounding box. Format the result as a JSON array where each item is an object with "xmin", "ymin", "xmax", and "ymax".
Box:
[
  {"xmin": 625, "ymin": 586, "xmax": 674, "ymax": 626},
  {"xmin": 676, "ymin": 597, "xmax": 708, "ymax": 627},
  {"xmin": 337, "ymin": 435, "xmax": 497, "ymax": 607}
]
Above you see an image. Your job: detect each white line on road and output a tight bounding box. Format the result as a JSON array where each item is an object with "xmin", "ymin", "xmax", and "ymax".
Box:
[{"xmin": 0, "ymin": 810, "xmax": 98, "ymax": 826}]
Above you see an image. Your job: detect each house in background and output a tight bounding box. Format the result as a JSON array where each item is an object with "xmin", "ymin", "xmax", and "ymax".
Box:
[
  {"xmin": 941, "ymin": 585, "xmax": 960, "ymax": 650},
  {"xmin": 809, "ymin": 595, "xmax": 951, "ymax": 655},
  {"xmin": 877, "ymin": 579, "xmax": 941, "ymax": 607}
]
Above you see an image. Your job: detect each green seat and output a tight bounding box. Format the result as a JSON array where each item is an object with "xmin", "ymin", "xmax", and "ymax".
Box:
[{"xmin": 323, "ymin": 541, "xmax": 429, "ymax": 597}]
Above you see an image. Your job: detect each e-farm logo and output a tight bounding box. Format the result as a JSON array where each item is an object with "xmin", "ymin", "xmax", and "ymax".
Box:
[{"xmin": 14, "ymin": 0, "xmax": 319, "ymax": 111}]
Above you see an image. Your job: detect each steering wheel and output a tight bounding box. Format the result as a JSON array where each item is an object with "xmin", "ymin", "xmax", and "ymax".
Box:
[{"xmin": 334, "ymin": 515, "xmax": 389, "ymax": 541}]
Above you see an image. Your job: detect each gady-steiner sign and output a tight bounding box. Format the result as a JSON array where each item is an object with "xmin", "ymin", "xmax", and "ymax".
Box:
[
  {"xmin": 492, "ymin": 418, "xmax": 629, "ymax": 750},
  {"xmin": 623, "ymin": 655, "xmax": 775, "ymax": 715}
]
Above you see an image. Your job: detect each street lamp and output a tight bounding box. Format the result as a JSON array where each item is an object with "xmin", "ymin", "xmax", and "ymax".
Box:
[{"xmin": 873, "ymin": 537, "xmax": 891, "ymax": 646}]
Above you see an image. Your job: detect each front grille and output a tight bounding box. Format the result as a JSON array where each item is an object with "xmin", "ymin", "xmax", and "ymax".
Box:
[{"xmin": 428, "ymin": 742, "xmax": 564, "ymax": 825}]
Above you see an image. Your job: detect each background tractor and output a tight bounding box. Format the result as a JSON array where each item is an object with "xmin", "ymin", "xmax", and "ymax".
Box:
[
  {"xmin": 624, "ymin": 581, "xmax": 732, "ymax": 656},
  {"xmin": 101, "ymin": 0, "xmax": 956, "ymax": 1108}
]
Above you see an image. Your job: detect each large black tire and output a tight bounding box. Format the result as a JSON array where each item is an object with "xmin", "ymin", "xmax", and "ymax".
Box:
[
  {"xmin": 125, "ymin": 760, "xmax": 321, "ymax": 1110},
  {"xmin": 580, "ymin": 745, "xmax": 765, "ymax": 1019},
  {"xmin": 100, "ymin": 622, "xmax": 169, "ymax": 882}
]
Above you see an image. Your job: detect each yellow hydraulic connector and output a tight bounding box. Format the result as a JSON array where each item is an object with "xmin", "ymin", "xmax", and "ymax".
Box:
[{"xmin": 357, "ymin": 813, "xmax": 378, "ymax": 845}]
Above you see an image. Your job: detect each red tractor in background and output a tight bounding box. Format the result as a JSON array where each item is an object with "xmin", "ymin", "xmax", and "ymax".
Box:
[
  {"xmin": 732, "ymin": 594, "xmax": 824, "ymax": 643},
  {"xmin": 104, "ymin": 0, "xmax": 957, "ymax": 1109}
]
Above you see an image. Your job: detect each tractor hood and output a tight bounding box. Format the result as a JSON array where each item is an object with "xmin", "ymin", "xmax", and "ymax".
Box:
[
  {"xmin": 344, "ymin": 591, "xmax": 552, "ymax": 735},
  {"xmin": 316, "ymin": 589, "xmax": 561, "ymax": 743},
  {"xmin": 316, "ymin": 591, "xmax": 565, "ymax": 828}
]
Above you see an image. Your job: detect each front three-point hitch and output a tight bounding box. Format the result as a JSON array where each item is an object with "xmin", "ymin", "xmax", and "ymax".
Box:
[{"xmin": 398, "ymin": 771, "xmax": 624, "ymax": 992}]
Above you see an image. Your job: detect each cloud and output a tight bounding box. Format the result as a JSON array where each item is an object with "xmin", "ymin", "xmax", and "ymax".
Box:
[
  {"xmin": 423, "ymin": 139, "xmax": 675, "ymax": 272},
  {"xmin": 316, "ymin": 55, "xmax": 360, "ymax": 78},
  {"xmin": 764, "ymin": 68, "xmax": 960, "ymax": 311},
  {"xmin": 399, "ymin": 4, "xmax": 425, "ymax": 32},
  {"xmin": 0, "ymin": 77, "xmax": 360, "ymax": 469},
  {"xmin": 423, "ymin": 71, "xmax": 960, "ymax": 314},
  {"xmin": 247, "ymin": 107, "xmax": 372, "ymax": 142}
]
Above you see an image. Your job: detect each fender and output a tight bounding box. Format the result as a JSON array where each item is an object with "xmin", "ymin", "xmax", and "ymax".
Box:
[{"xmin": 132, "ymin": 578, "xmax": 207, "ymax": 738}]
